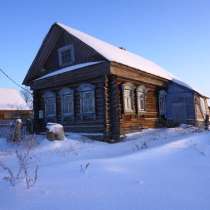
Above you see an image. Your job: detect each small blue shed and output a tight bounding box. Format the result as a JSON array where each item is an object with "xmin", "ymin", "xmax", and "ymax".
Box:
[{"xmin": 161, "ymin": 80, "xmax": 209, "ymax": 126}]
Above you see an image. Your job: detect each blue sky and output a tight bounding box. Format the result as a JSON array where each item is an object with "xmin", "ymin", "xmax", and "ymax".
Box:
[{"xmin": 1, "ymin": 0, "xmax": 210, "ymax": 97}]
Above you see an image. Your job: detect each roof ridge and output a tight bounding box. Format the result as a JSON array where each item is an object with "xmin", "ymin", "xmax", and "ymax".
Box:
[
  {"xmin": 56, "ymin": 22, "xmax": 174, "ymax": 81},
  {"xmin": 55, "ymin": 22, "xmax": 208, "ymax": 97}
]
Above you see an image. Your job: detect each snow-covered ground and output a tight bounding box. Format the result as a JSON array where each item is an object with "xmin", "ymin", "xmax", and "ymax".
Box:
[{"xmin": 0, "ymin": 126, "xmax": 210, "ymax": 210}]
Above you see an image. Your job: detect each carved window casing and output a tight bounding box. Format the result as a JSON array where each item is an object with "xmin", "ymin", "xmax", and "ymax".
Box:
[
  {"xmin": 122, "ymin": 83, "xmax": 135, "ymax": 113},
  {"xmin": 79, "ymin": 84, "xmax": 96, "ymax": 119},
  {"xmin": 43, "ymin": 91, "xmax": 56, "ymax": 118},
  {"xmin": 200, "ymin": 97, "xmax": 208, "ymax": 116},
  {"xmin": 59, "ymin": 88, "xmax": 74, "ymax": 119},
  {"xmin": 137, "ymin": 85, "xmax": 147, "ymax": 112}
]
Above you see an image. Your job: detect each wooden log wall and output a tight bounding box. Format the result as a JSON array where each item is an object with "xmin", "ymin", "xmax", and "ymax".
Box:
[
  {"xmin": 108, "ymin": 75, "xmax": 121, "ymax": 141},
  {"xmin": 33, "ymin": 76, "xmax": 106, "ymax": 133},
  {"xmin": 116, "ymin": 77, "xmax": 160, "ymax": 135}
]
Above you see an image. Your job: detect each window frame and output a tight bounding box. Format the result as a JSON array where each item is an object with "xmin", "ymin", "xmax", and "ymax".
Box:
[
  {"xmin": 79, "ymin": 84, "xmax": 96, "ymax": 119},
  {"xmin": 200, "ymin": 97, "xmax": 208, "ymax": 117},
  {"xmin": 58, "ymin": 45, "xmax": 75, "ymax": 67},
  {"xmin": 122, "ymin": 83, "xmax": 135, "ymax": 113},
  {"xmin": 59, "ymin": 88, "xmax": 74, "ymax": 119},
  {"xmin": 43, "ymin": 91, "xmax": 56, "ymax": 118},
  {"xmin": 137, "ymin": 85, "xmax": 146, "ymax": 113}
]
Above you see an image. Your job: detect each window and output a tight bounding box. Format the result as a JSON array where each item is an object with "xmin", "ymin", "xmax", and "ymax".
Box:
[
  {"xmin": 43, "ymin": 91, "xmax": 56, "ymax": 117},
  {"xmin": 122, "ymin": 83, "xmax": 135, "ymax": 113},
  {"xmin": 200, "ymin": 97, "xmax": 208, "ymax": 116},
  {"xmin": 59, "ymin": 88, "xmax": 74, "ymax": 118},
  {"xmin": 58, "ymin": 45, "xmax": 74, "ymax": 67},
  {"xmin": 159, "ymin": 90, "xmax": 167, "ymax": 117},
  {"xmin": 79, "ymin": 84, "xmax": 95, "ymax": 119},
  {"xmin": 137, "ymin": 85, "xmax": 146, "ymax": 112}
]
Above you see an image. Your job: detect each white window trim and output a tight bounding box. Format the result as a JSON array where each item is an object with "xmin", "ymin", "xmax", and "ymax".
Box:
[
  {"xmin": 79, "ymin": 84, "xmax": 96, "ymax": 118},
  {"xmin": 159, "ymin": 90, "xmax": 167, "ymax": 116},
  {"xmin": 81, "ymin": 91, "xmax": 95, "ymax": 114},
  {"xmin": 137, "ymin": 85, "xmax": 146, "ymax": 113},
  {"xmin": 59, "ymin": 88, "xmax": 74, "ymax": 118},
  {"xmin": 43, "ymin": 91, "xmax": 56, "ymax": 118},
  {"xmin": 122, "ymin": 83, "xmax": 135, "ymax": 113},
  {"xmin": 200, "ymin": 97, "xmax": 208, "ymax": 117},
  {"xmin": 58, "ymin": 45, "xmax": 75, "ymax": 67}
]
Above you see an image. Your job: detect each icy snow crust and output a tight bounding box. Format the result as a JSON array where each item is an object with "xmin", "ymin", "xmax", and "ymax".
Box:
[
  {"xmin": 0, "ymin": 126, "xmax": 210, "ymax": 210},
  {"xmin": 0, "ymin": 88, "xmax": 30, "ymax": 110}
]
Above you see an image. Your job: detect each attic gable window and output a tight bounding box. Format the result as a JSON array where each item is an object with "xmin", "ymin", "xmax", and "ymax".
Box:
[{"xmin": 58, "ymin": 45, "xmax": 75, "ymax": 67}]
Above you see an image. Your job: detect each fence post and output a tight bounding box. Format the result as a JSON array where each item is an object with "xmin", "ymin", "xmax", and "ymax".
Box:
[
  {"xmin": 205, "ymin": 115, "xmax": 209, "ymax": 130},
  {"xmin": 13, "ymin": 119, "xmax": 23, "ymax": 142}
]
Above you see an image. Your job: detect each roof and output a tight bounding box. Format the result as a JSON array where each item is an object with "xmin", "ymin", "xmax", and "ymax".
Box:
[
  {"xmin": 57, "ymin": 22, "xmax": 173, "ymax": 81},
  {"xmin": 0, "ymin": 88, "xmax": 30, "ymax": 110},
  {"xmin": 36, "ymin": 61, "xmax": 104, "ymax": 81},
  {"xmin": 24, "ymin": 22, "xmax": 208, "ymax": 98},
  {"xmin": 57, "ymin": 23, "xmax": 208, "ymax": 97}
]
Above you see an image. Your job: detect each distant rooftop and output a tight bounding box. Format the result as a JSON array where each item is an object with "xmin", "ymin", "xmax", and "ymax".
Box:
[{"xmin": 0, "ymin": 88, "xmax": 30, "ymax": 110}]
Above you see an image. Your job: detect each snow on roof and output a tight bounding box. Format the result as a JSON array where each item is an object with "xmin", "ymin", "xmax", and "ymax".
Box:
[
  {"xmin": 56, "ymin": 22, "xmax": 207, "ymax": 97},
  {"xmin": 0, "ymin": 88, "xmax": 30, "ymax": 110},
  {"xmin": 37, "ymin": 61, "xmax": 103, "ymax": 80},
  {"xmin": 57, "ymin": 22, "xmax": 173, "ymax": 81}
]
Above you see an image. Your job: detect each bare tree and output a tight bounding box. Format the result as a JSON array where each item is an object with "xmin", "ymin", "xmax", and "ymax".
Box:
[
  {"xmin": 0, "ymin": 136, "xmax": 39, "ymax": 189},
  {"xmin": 80, "ymin": 162, "xmax": 90, "ymax": 173},
  {"xmin": 0, "ymin": 162, "xmax": 16, "ymax": 186},
  {"xmin": 15, "ymin": 149, "xmax": 39, "ymax": 189},
  {"xmin": 21, "ymin": 86, "xmax": 33, "ymax": 109}
]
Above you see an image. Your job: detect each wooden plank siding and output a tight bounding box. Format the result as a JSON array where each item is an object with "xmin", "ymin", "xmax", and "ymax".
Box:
[
  {"xmin": 0, "ymin": 110, "xmax": 32, "ymax": 120},
  {"xmin": 110, "ymin": 62, "xmax": 167, "ymax": 87},
  {"xmin": 166, "ymin": 82, "xmax": 196, "ymax": 125}
]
